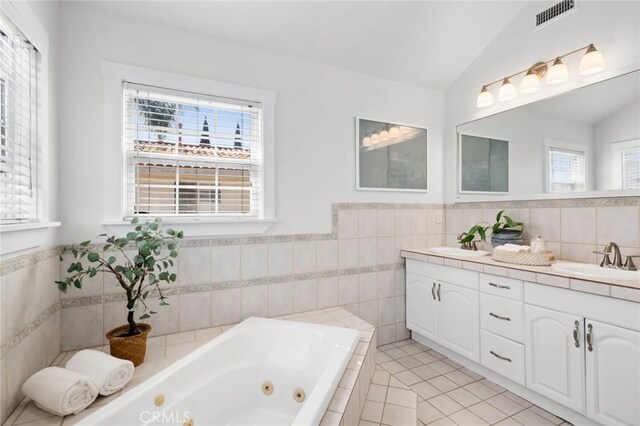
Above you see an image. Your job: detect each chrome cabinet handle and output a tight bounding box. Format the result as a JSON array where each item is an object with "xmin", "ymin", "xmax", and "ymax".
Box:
[
  {"xmin": 489, "ymin": 312, "xmax": 511, "ymax": 321},
  {"xmin": 488, "ymin": 282, "xmax": 511, "ymax": 290},
  {"xmin": 490, "ymin": 350, "xmax": 512, "ymax": 362},
  {"xmin": 431, "ymin": 282, "xmax": 436, "ymax": 300},
  {"xmin": 587, "ymin": 324, "xmax": 593, "ymax": 352},
  {"xmin": 437, "ymin": 283, "xmax": 441, "ymax": 301},
  {"xmin": 573, "ymin": 320, "xmax": 580, "ymax": 348}
]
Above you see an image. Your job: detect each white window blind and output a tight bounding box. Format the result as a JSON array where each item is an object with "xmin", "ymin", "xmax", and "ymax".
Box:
[
  {"xmin": 621, "ymin": 145, "xmax": 640, "ymax": 190},
  {"xmin": 0, "ymin": 21, "xmax": 38, "ymax": 223},
  {"xmin": 123, "ymin": 82, "xmax": 263, "ymax": 219},
  {"xmin": 548, "ymin": 147, "xmax": 585, "ymax": 193}
]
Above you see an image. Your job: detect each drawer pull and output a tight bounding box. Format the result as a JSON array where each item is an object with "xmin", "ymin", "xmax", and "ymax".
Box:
[
  {"xmin": 488, "ymin": 282, "xmax": 511, "ymax": 290},
  {"xmin": 431, "ymin": 282, "xmax": 436, "ymax": 300},
  {"xmin": 437, "ymin": 283, "xmax": 441, "ymax": 301},
  {"xmin": 573, "ymin": 320, "xmax": 580, "ymax": 348},
  {"xmin": 586, "ymin": 324, "xmax": 593, "ymax": 352},
  {"xmin": 489, "ymin": 312, "xmax": 511, "ymax": 321},
  {"xmin": 489, "ymin": 350, "xmax": 512, "ymax": 362}
]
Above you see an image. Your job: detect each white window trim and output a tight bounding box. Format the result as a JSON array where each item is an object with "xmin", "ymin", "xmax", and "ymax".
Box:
[
  {"xmin": 543, "ymin": 138, "xmax": 591, "ymax": 193},
  {"xmin": 0, "ymin": 1, "xmax": 59, "ymax": 256},
  {"xmin": 611, "ymin": 138, "xmax": 640, "ymax": 189},
  {"xmin": 101, "ymin": 61, "xmax": 276, "ymax": 236}
]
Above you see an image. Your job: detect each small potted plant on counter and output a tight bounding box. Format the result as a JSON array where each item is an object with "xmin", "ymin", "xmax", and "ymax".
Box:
[
  {"xmin": 55, "ymin": 217, "xmax": 183, "ymax": 366},
  {"xmin": 457, "ymin": 210, "xmax": 524, "ymax": 249}
]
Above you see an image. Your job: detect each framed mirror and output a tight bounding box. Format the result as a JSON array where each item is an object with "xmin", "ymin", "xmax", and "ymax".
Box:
[
  {"xmin": 356, "ymin": 117, "xmax": 428, "ymax": 192},
  {"xmin": 459, "ymin": 134, "xmax": 509, "ymax": 193},
  {"xmin": 456, "ymin": 69, "xmax": 640, "ymax": 200}
]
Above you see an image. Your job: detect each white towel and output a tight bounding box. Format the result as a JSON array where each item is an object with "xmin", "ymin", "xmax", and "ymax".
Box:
[
  {"xmin": 495, "ymin": 243, "xmax": 530, "ymax": 253},
  {"xmin": 65, "ymin": 349, "xmax": 135, "ymax": 396},
  {"xmin": 21, "ymin": 367, "xmax": 99, "ymax": 416}
]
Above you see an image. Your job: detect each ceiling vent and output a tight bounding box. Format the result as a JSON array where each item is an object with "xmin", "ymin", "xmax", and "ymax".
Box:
[{"xmin": 536, "ymin": 0, "xmax": 575, "ymax": 27}]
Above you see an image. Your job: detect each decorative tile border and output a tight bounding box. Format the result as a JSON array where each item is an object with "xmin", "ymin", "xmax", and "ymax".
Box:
[
  {"xmin": 0, "ymin": 301, "xmax": 60, "ymax": 359},
  {"xmin": 0, "ymin": 246, "xmax": 61, "ymax": 276},
  {"xmin": 446, "ymin": 196, "xmax": 639, "ymax": 210}
]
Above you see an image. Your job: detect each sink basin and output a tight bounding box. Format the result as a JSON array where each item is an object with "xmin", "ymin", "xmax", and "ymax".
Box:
[
  {"xmin": 429, "ymin": 247, "xmax": 491, "ymax": 258},
  {"xmin": 552, "ymin": 262, "xmax": 640, "ymax": 281}
]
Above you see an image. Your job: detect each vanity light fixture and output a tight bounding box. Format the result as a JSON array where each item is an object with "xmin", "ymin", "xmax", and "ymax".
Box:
[
  {"xmin": 361, "ymin": 125, "xmax": 423, "ymax": 150},
  {"xmin": 476, "ymin": 43, "xmax": 605, "ymax": 108}
]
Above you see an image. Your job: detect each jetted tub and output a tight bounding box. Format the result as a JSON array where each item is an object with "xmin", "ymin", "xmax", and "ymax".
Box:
[{"xmin": 78, "ymin": 317, "xmax": 360, "ymax": 426}]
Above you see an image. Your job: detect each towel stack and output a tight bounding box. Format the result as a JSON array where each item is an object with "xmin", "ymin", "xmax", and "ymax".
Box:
[
  {"xmin": 21, "ymin": 350, "xmax": 134, "ymax": 416},
  {"xmin": 494, "ymin": 243, "xmax": 530, "ymax": 253}
]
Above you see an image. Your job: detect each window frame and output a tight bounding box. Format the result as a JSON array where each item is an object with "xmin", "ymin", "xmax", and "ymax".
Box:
[
  {"xmin": 611, "ymin": 139, "xmax": 640, "ymax": 190},
  {"xmin": 543, "ymin": 139, "xmax": 591, "ymax": 193},
  {"xmin": 0, "ymin": 1, "xmax": 60, "ymax": 255},
  {"xmin": 102, "ymin": 62, "xmax": 276, "ymax": 236}
]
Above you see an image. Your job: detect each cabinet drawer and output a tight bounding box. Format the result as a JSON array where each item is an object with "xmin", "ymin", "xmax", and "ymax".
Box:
[
  {"xmin": 480, "ymin": 330, "xmax": 525, "ymax": 385},
  {"xmin": 407, "ymin": 260, "xmax": 479, "ymax": 290},
  {"xmin": 480, "ymin": 293, "xmax": 524, "ymax": 343},
  {"xmin": 480, "ymin": 273, "xmax": 523, "ymax": 301}
]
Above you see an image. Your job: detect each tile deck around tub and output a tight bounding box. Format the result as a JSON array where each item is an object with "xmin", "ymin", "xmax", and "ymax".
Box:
[
  {"xmin": 360, "ymin": 339, "xmax": 574, "ymax": 426},
  {"xmin": 2, "ymin": 307, "xmax": 376, "ymax": 426}
]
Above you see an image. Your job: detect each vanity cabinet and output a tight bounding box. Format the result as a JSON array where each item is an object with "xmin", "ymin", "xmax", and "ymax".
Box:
[
  {"xmin": 406, "ymin": 273, "xmax": 439, "ymax": 341},
  {"xmin": 585, "ymin": 320, "xmax": 640, "ymax": 426},
  {"xmin": 438, "ymin": 283, "xmax": 479, "ymax": 361}
]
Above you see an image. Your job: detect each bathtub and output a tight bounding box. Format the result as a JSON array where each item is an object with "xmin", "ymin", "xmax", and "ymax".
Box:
[{"xmin": 78, "ymin": 317, "xmax": 360, "ymax": 426}]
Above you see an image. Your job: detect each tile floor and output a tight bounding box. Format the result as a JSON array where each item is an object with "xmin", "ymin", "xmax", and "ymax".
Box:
[{"xmin": 361, "ymin": 339, "xmax": 572, "ymax": 426}]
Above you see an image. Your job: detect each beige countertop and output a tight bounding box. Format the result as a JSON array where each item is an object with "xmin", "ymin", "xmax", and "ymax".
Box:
[{"xmin": 401, "ymin": 248, "xmax": 640, "ymax": 302}]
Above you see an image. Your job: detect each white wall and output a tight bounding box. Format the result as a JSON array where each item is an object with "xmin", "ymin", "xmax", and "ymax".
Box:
[
  {"xmin": 57, "ymin": 2, "xmax": 444, "ymax": 243},
  {"xmin": 594, "ymin": 100, "xmax": 640, "ymax": 189},
  {"xmin": 444, "ymin": 1, "xmax": 640, "ymax": 202},
  {"xmin": 458, "ymin": 107, "xmax": 593, "ymax": 195}
]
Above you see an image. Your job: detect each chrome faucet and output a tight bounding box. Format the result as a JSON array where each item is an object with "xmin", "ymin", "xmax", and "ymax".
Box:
[
  {"xmin": 593, "ymin": 242, "xmax": 640, "ymax": 271},
  {"xmin": 457, "ymin": 232, "xmax": 478, "ymax": 251}
]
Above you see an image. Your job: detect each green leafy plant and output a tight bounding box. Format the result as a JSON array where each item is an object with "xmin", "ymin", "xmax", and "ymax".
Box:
[
  {"xmin": 55, "ymin": 218, "xmax": 183, "ymax": 337},
  {"xmin": 457, "ymin": 210, "xmax": 524, "ymax": 244}
]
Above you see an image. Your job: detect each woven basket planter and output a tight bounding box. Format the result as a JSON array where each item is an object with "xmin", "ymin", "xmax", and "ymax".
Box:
[
  {"xmin": 492, "ymin": 250, "xmax": 555, "ymax": 266},
  {"xmin": 106, "ymin": 323, "xmax": 151, "ymax": 366}
]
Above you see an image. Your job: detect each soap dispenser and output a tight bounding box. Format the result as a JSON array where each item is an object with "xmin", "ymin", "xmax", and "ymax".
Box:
[{"xmin": 530, "ymin": 235, "xmax": 547, "ymax": 254}]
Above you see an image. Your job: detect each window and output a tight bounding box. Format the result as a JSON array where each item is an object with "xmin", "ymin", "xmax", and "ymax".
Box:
[
  {"xmin": 123, "ymin": 82, "xmax": 262, "ymax": 219},
  {"xmin": 548, "ymin": 147, "xmax": 586, "ymax": 192},
  {"xmin": 0, "ymin": 19, "xmax": 38, "ymax": 223},
  {"xmin": 621, "ymin": 144, "xmax": 640, "ymax": 190}
]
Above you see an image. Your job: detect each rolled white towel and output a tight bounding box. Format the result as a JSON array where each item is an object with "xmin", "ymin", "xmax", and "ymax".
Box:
[
  {"xmin": 21, "ymin": 367, "xmax": 99, "ymax": 416},
  {"xmin": 65, "ymin": 349, "xmax": 134, "ymax": 396}
]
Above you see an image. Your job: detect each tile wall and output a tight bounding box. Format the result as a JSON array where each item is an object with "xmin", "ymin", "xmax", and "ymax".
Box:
[
  {"xmin": 445, "ymin": 197, "xmax": 640, "ymax": 264},
  {"xmin": 0, "ymin": 249, "xmax": 62, "ymax": 423}
]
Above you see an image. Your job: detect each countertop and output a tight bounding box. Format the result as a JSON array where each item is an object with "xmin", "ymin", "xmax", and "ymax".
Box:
[{"xmin": 401, "ymin": 248, "xmax": 640, "ymax": 302}]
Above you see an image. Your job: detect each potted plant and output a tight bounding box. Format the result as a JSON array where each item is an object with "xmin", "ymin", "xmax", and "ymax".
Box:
[
  {"xmin": 55, "ymin": 217, "xmax": 183, "ymax": 366},
  {"xmin": 457, "ymin": 210, "xmax": 524, "ymax": 249}
]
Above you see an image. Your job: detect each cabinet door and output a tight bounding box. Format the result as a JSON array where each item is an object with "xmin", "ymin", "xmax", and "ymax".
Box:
[
  {"xmin": 586, "ymin": 320, "xmax": 640, "ymax": 426},
  {"xmin": 406, "ymin": 273, "xmax": 438, "ymax": 341},
  {"xmin": 438, "ymin": 282, "xmax": 479, "ymax": 362},
  {"xmin": 524, "ymin": 305, "xmax": 585, "ymax": 413}
]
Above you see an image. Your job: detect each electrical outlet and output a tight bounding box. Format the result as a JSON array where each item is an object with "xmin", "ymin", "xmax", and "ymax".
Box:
[{"xmin": 436, "ymin": 211, "xmax": 443, "ymax": 224}]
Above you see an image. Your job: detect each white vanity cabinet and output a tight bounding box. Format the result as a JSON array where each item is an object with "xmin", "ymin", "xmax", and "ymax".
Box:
[
  {"xmin": 438, "ymin": 282, "xmax": 479, "ymax": 361},
  {"xmin": 524, "ymin": 304, "xmax": 585, "ymax": 413},
  {"xmin": 406, "ymin": 273, "xmax": 439, "ymax": 341}
]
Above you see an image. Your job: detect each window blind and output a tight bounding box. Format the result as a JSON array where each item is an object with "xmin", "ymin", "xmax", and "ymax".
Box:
[
  {"xmin": 621, "ymin": 146, "xmax": 640, "ymax": 190},
  {"xmin": 0, "ymin": 21, "xmax": 38, "ymax": 223},
  {"xmin": 548, "ymin": 147, "xmax": 585, "ymax": 192},
  {"xmin": 123, "ymin": 82, "xmax": 263, "ymax": 219}
]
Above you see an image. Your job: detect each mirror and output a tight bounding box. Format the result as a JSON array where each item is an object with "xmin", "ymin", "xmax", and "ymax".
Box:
[
  {"xmin": 457, "ymin": 70, "xmax": 640, "ymax": 198},
  {"xmin": 356, "ymin": 118, "xmax": 428, "ymax": 191}
]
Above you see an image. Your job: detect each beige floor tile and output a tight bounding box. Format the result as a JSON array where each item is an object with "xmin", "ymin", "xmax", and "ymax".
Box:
[
  {"xmin": 381, "ymin": 360, "xmax": 407, "ymax": 374},
  {"xmin": 410, "ymin": 381, "xmax": 442, "ymax": 400},
  {"xmin": 446, "ymin": 387, "xmax": 482, "ymax": 407},
  {"xmin": 480, "ymin": 378, "xmax": 506, "ymax": 393},
  {"xmin": 429, "ymin": 360, "xmax": 456, "ymax": 375},
  {"xmin": 486, "ymin": 394, "xmax": 527, "ymax": 416},
  {"xmin": 386, "ymin": 347, "xmax": 410, "ymax": 359},
  {"xmin": 394, "ymin": 340, "xmax": 413, "ymax": 348},
  {"xmin": 427, "ymin": 394, "xmax": 463, "ymax": 416},
  {"xmin": 527, "ymin": 406, "xmax": 564, "ymax": 425},
  {"xmin": 464, "ymin": 381, "xmax": 499, "ymax": 400},
  {"xmin": 449, "ymin": 409, "xmax": 490, "ymax": 426},
  {"xmin": 428, "ymin": 350, "xmax": 446, "ymax": 360},
  {"xmin": 417, "ymin": 401, "xmax": 445, "ymax": 424},
  {"xmin": 460, "ymin": 367, "xmax": 483, "ymax": 381},
  {"xmin": 361, "ymin": 401, "xmax": 385, "ymax": 423},
  {"xmin": 381, "ymin": 403, "xmax": 417, "ymax": 426},
  {"xmin": 501, "ymin": 391, "xmax": 533, "ymax": 409},
  {"xmin": 444, "ymin": 370, "xmax": 476, "ymax": 386},
  {"xmin": 397, "ymin": 355, "xmax": 423, "ymax": 369},
  {"xmin": 427, "ymin": 376, "xmax": 459, "ymax": 393},
  {"xmin": 394, "ymin": 370, "xmax": 423, "ymax": 386},
  {"xmin": 442, "ymin": 359, "xmax": 463, "ymax": 370},
  {"xmin": 413, "ymin": 351, "xmax": 439, "ymax": 365},
  {"xmin": 377, "ymin": 352, "xmax": 393, "ymax": 363},
  {"xmin": 494, "ymin": 418, "xmax": 524, "ymax": 426},
  {"xmin": 412, "ymin": 364, "xmax": 440, "ymax": 380},
  {"xmin": 379, "ymin": 343, "xmax": 396, "ymax": 351},
  {"xmin": 386, "ymin": 387, "xmax": 417, "ymax": 409},
  {"xmin": 512, "ymin": 408, "xmax": 556, "ymax": 426},
  {"xmin": 401, "ymin": 345, "xmax": 423, "ymax": 356},
  {"xmin": 368, "ymin": 384, "xmax": 389, "ymax": 403},
  {"xmin": 373, "ymin": 369, "xmax": 391, "ymax": 386},
  {"xmin": 468, "ymin": 401, "xmax": 509, "ymax": 424},
  {"xmin": 359, "ymin": 421, "xmax": 381, "ymax": 426},
  {"xmin": 427, "ymin": 416, "xmax": 457, "ymax": 426},
  {"xmin": 389, "ymin": 376, "xmax": 410, "ymax": 389}
]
